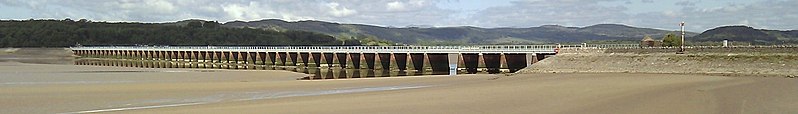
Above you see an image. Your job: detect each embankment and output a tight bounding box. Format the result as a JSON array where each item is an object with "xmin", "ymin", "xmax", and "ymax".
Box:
[
  {"xmin": 0, "ymin": 48, "xmax": 74, "ymax": 64},
  {"xmin": 521, "ymin": 47, "xmax": 798, "ymax": 77}
]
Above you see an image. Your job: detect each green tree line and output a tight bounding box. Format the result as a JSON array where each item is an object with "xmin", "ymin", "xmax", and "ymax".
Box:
[{"xmin": 0, "ymin": 19, "xmax": 358, "ymax": 47}]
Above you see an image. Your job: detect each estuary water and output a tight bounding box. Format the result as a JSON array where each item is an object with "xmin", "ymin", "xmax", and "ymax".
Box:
[{"xmin": 72, "ymin": 58, "xmax": 501, "ymax": 80}]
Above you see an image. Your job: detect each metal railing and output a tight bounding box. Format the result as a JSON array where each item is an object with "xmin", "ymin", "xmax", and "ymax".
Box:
[
  {"xmin": 80, "ymin": 44, "xmax": 763, "ymax": 53},
  {"xmin": 70, "ymin": 45, "xmax": 565, "ymax": 53}
]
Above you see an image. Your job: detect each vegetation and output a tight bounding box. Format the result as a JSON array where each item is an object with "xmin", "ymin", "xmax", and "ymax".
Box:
[
  {"xmin": 0, "ymin": 19, "xmax": 353, "ymax": 47},
  {"xmin": 224, "ymin": 20, "xmax": 695, "ymax": 45},
  {"xmin": 3, "ymin": 19, "xmax": 795, "ymax": 47},
  {"xmin": 692, "ymin": 26, "xmax": 798, "ymax": 45},
  {"xmin": 661, "ymin": 33, "xmax": 682, "ymax": 47}
]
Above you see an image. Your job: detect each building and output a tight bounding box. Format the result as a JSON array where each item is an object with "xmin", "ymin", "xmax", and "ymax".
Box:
[{"xmin": 640, "ymin": 35, "xmax": 661, "ymax": 47}]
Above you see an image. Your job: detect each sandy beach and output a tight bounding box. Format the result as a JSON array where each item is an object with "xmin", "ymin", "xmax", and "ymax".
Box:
[{"xmin": 1, "ymin": 61, "xmax": 796, "ymax": 114}]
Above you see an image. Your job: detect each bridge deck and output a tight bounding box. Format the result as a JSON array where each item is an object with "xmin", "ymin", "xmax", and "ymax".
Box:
[{"xmin": 70, "ymin": 45, "xmax": 565, "ymax": 54}]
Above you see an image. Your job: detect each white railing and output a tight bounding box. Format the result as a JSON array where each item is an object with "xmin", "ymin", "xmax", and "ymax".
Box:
[
  {"xmin": 70, "ymin": 45, "xmax": 565, "ymax": 53},
  {"xmin": 80, "ymin": 44, "xmax": 739, "ymax": 53}
]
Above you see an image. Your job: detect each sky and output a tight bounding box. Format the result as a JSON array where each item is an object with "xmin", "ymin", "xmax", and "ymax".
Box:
[{"xmin": 0, "ymin": 0, "xmax": 796, "ymax": 32}]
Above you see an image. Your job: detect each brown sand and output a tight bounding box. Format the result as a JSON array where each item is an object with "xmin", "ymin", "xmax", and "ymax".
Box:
[
  {"xmin": 1, "ymin": 62, "xmax": 796, "ymax": 114},
  {"xmin": 0, "ymin": 48, "xmax": 75, "ymax": 64}
]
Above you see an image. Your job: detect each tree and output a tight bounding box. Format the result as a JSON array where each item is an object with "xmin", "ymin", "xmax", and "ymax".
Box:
[
  {"xmin": 186, "ymin": 21, "xmax": 202, "ymax": 28},
  {"xmin": 0, "ymin": 19, "xmax": 348, "ymax": 47},
  {"xmin": 661, "ymin": 33, "xmax": 681, "ymax": 47},
  {"xmin": 203, "ymin": 21, "xmax": 220, "ymax": 28}
]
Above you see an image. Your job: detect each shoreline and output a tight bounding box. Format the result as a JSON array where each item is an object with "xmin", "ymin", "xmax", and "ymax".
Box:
[{"xmin": 2, "ymin": 48, "xmax": 797, "ymax": 113}]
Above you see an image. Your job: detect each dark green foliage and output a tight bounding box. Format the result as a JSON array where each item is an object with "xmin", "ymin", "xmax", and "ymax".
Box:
[
  {"xmin": 692, "ymin": 26, "xmax": 777, "ymax": 44},
  {"xmin": 223, "ymin": 20, "xmax": 698, "ymax": 45},
  {"xmin": 186, "ymin": 21, "xmax": 203, "ymax": 28},
  {"xmin": 662, "ymin": 33, "xmax": 681, "ymax": 47},
  {"xmin": 0, "ymin": 19, "xmax": 347, "ymax": 47}
]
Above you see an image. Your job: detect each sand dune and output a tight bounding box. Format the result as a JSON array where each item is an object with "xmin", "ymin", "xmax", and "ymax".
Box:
[{"xmin": 1, "ymin": 62, "xmax": 796, "ymax": 114}]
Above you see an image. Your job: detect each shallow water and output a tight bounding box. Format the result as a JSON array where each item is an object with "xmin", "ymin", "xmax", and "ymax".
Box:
[
  {"xmin": 72, "ymin": 58, "xmax": 503, "ymax": 80},
  {"xmin": 64, "ymin": 85, "xmax": 431, "ymax": 113}
]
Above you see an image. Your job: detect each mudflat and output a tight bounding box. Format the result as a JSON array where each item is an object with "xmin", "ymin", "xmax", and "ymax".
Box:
[{"xmin": 1, "ymin": 62, "xmax": 796, "ymax": 114}]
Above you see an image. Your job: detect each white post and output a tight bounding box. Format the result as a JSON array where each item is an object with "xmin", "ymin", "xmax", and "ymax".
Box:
[
  {"xmin": 723, "ymin": 39, "xmax": 728, "ymax": 47},
  {"xmin": 680, "ymin": 21, "xmax": 685, "ymax": 52},
  {"xmin": 448, "ymin": 53, "xmax": 459, "ymax": 76}
]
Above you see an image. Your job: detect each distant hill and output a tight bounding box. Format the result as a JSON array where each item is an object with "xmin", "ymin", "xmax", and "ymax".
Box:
[
  {"xmin": 7, "ymin": 19, "xmax": 791, "ymax": 47},
  {"xmin": 222, "ymin": 19, "xmax": 697, "ymax": 45},
  {"xmin": 692, "ymin": 26, "xmax": 798, "ymax": 44},
  {"xmin": 0, "ymin": 19, "xmax": 348, "ymax": 47}
]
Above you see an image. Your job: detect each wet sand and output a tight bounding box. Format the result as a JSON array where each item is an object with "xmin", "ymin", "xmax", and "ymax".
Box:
[{"xmin": 1, "ymin": 62, "xmax": 796, "ymax": 113}]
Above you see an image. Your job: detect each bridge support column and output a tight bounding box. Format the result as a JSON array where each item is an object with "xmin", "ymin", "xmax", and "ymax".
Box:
[
  {"xmin": 349, "ymin": 53, "xmax": 362, "ymax": 69},
  {"xmin": 217, "ymin": 51, "xmax": 225, "ymax": 69},
  {"xmin": 336, "ymin": 53, "xmax": 349, "ymax": 69},
  {"xmin": 153, "ymin": 51, "xmax": 161, "ymax": 68},
  {"xmin": 199, "ymin": 51, "xmax": 207, "ymax": 68},
  {"xmin": 536, "ymin": 53, "xmax": 549, "ymax": 63},
  {"xmin": 267, "ymin": 52, "xmax": 277, "ymax": 65},
  {"xmin": 378, "ymin": 53, "xmax": 391, "ymax": 70},
  {"xmin": 505, "ymin": 53, "xmax": 528, "ymax": 73},
  {"xmin": 215, "ymin": 51, "xmax": 224, "ymax": 68},
  {"xmin": 189, "ymin": 51, "xmax": 197, "ymax": 68},
  {"xmin": 240, "ymin": 52, "xmax": 249, "ymax": 69},
  {"xmin": 157, "ymin": 51, "xmax": 164, "ymax": 68},
  {"xmin": 448, "ymin": 53, "xmax": 459, "ymax": 76},
  {"xmin": 277, "ymin": 52, "xmax": 287, "ymax": 66},
  {"xmin": 96, "ymin": 50, "xmax": 102, "ymax": 58},
  {"xmin": 483, "ymin": 53, "xmax": 501, "ymax": 74},
  {"xmin": 311, "ymin": 53, "xmax": 321, "ymax": 67},
  {"xmin": 462, "ymin": 53, "xmax": 480, "ymax": 74},
  {"xmin": 174, "ymin": 51, "xmax": 186, "ymax": 68},
  {"xmin": 323, "ymin": 53, "xmax": 335, "ymax": 68},
  {"xmin": 427, "ymin": 53, "xmax": 450, "ymax": 73},
  {"xmin": 363, "ymin": 53, "xmax": 376, "ymax": 69},
  {"xmin": 394, "ymin": 53, "xmax": 408, "ymax": 71},
  {"xmin": 410, "ymin": 53, "xmax": 425, "ymax": 71},
  {"xmin": 113, "ymin": 50, "xmax": 119, "ymax": 59},
  {"xmin": 207, "ymin": 52, "xmax": 214, "ymax": 68},
  {"xmin": 149, "ymin": 50, "xmax": 155, "ymax": 60},
  {"xmin": 171, "ymin": 51, "xmax": 179, "ymax": 68},
  {"xmin": 257, "ymin": 52, "xmax": 267, "ymax": 65},
  {"xmin": 180, "ymin": 51, "xmax": 187, "ymax": 68},
  {"xmin": 129, "ymin": 50, "xmax": 135, "ymax": 60},
  {"xmin": 248, "ymin": 52, "xmax": 257, "ymax": 69},
  {"xmin": 526, "ymin": 53, "xmax": 536, "ymax": 68},
  {"xmin": 226, "ymin": 51, "xmax": 235, "ymax": 69},
  {"xmin": 299, "ymin": 52, "xmax": 310, "ymax": 67},
  {"xmin": 500, "ymin": 53, "xmax": 508, "ymax": 70},
  {"xmin": 288, "ymin": 52, "xmax": 298, "ymax": 66}
]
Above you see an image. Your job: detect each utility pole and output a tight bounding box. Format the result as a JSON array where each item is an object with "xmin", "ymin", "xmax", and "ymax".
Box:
[{"xmin": 679, "ymin": 21, "xmax": 685, "ymax": 53}]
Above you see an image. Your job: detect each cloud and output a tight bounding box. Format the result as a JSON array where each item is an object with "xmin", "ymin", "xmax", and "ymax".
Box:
[
  {"xmin": 1, "ymin": 0, "xmax": 797, "ymax": 32},
  {"xmin": 0, "ymin": 0, "xmax": 452, "ymax": 26},
  {"xmin": 473, "ymin": 0, "xmax": 630, "ymax": 27},
  {"xmin": 473, "ymin": 0, "xmax": 798, "ymax": 32},
  {"xmin": 674, "ymin": 1, "xmax": 696, "ymax": 7},
  {"xmin": 387, "ymin": 1, "xmax": 406, "ymax": 11},
  {"xmin": 676, "ymin": 0, "xmax": 798, "ymax": 31},
  {"xmin": 325, "ymin": 2, "xmax": 357, "ymax": 17}
]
